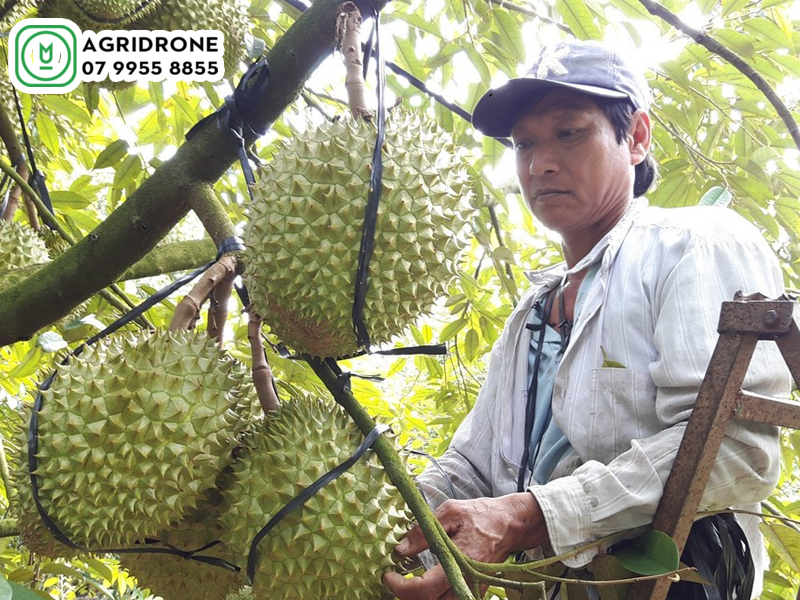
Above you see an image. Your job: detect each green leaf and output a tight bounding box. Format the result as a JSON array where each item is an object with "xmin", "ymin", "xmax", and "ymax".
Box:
[
  {"xmin": 741, "ymin": 17, "xmax": 792, "ymax": 50},
  {"xmin": 40, "ymin": 95, "xmax": 93, "ymax": 125},
  {"xmin": 50, "ymin": 190, "xmax": 91, "ymax": 210},
  {"xmin": 462, "ymin": 43, "xmax": 492, "ymax": 86},
  {"xmin": 391, "ymin": 11, "xmax": 444, "ymax": 38},
  {"xmin": 492, "ymin": 9, "xmax": 525, "ymax": 62},
  {"xmin": 601, "ymin": 347, "xmax": 627, "ymax": 368},
  {"xmin": 113, "ymin": 154, "xmax": 142, "ymax": 189},
  {"xmin": 9, "ymin": 582, "xmax": 50, "ymax": 600},
  {"xmin": 394, "ymin": 36, "xmax": 426, "ymax": 79},
  {"xmin": 36, "ymin": 331, "xmax": 67, "ymax": 353},
  {"xmin": 592, "ymin": 554, "xmax": 632, "ymax": 600},
  {"xmin": 492, "ymin": 245, "xmax": 516, "ymax": 264},
  {"xmin": 698, "ymin": 186, "xmax": 732, "ymax": 207},
  {"xmin": 714, "ymin": 29, "xmax": 756, "ymax": 58},
  {"xmin": 0, "ymin": 573, "xmax": 11, "ymax": 600},
  {"xmin": 83, "ymin": 82, "xmax": 100, "ymax": 115},
  {"xmin": 612, "ymin": 530, "xmax": 680, "ymax": 575},
  {"xmin": 440, "ymin": 317, "xmax": 468, "ymax": 342},
  {"xmin": 555, "ymin": 0, "xmax": 602, "ymax": 39},
  {"xmin": 759, "ymin": 521, "xmax": 800, "ymax": 571},
  {"xmin": 8, "ymin": 347, "xmax": 42, "ymax": 378},
  {"xmin": 34, "ymin": 113, "xmax": 59, "ymax": 155},
  {"xmin": 465, "ymin": 328, "xmax": 480, "ymax": 362},
  {"xmin": 94, "ymin": 139, "xmax": 130, "ymax": 169},
  {"xmin": 721, "ymin": 0, "xmax": 750, "ymax": 16}
]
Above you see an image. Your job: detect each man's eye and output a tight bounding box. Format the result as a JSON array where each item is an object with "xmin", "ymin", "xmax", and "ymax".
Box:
[
  {"xmin": 558, "ymin": 129, "xmax": 578, "ymax": 139},
  {"xmin": 514, "ymin": 141, "xmax": 532, "ymax": 152}
]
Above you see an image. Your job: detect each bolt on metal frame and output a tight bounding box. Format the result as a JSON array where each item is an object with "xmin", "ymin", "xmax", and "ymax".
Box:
[{"xmin": 626, "ymin": 293, "xmax": 800, "ymax": 600}]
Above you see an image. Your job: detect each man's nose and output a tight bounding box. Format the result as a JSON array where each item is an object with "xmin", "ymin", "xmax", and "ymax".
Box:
[{"xmin": 529, "ymin": 148, "xmax": 559, "ymax": 177}]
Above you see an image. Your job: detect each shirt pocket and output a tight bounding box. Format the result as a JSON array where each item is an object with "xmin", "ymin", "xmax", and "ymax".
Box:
[{"xmin": 586, "ymin": 367, "xmax": 657, "ymax": 464}]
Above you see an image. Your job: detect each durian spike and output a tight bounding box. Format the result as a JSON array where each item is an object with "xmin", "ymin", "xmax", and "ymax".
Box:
[
  {"xmin": 169, "ymin": 254, "xmax": 237, "ymax": 334},
  {"xmin": 339, "ymin": 1, "xmax": 373, "ymax": 122},
  {"xmin": 0, "ymin": 103, "xmax": 35, "ymax": 227},
  {"xmin": 207, "ymin": 264, "xmax": 236, "ymax": 344},
  {"xmin": 247, "ymin": 311, "xmax": 279, "ymax": 414}
]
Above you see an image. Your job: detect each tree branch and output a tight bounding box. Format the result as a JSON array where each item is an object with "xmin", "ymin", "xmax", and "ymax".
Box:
[
  {"xmin": 0, "ymin": 0, "xmax": 393, "ymax": 347},
  {"xmin": 340, "ymin": 2, "xmax": 373, "ymax": 121},
  {"xmin": 637, "ymin": 0, "xmax": 800, "ymax": 152}
]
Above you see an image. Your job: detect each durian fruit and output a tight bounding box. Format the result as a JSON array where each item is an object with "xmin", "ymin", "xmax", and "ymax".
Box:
[
  {"xmin": 121, "ymin": 502, "xmax": 246, "ymax": 600},
  {"xmin": 220, "ymin": 397, "xmax": 411, "ymax": 600},
  {"xmin": 16, "ymin": 330, "xmax": 255, "ymax": 552},
  {"xmin": 37, "ymin": 0, "xmax": 162, "ymax": 29},
  {"xmin": 140, "ymin": 0, "xmax": 250, "ymax": 78},
  {"xmin": 0, "ymin": 0, "xmax": 38, "ymax": 29},
  {"xmin": 243, "ymin": 111, "xmax": 474, "ymax": 358},
  {"xmin": 0, "ymin": 221, "xmax": 50, "ymax": 271}
]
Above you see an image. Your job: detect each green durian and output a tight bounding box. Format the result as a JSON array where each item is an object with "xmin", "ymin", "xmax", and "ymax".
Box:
[
  {"xmin": 0, "ymin": 221, "xmax": 50, "ymax": 272},
  {"xmin": 140, "ymin": 0, "xmax": 250, "ymax": 79},
  {"xmin": 37, "ymin": 0, "xmax": 162, "ymax": 28},
  {"xmin": 243, "ymin": 110, "xmax": 474, "ymax": 358},
  {"xmin": 16, "ymin": 330, "xmax": 255, "ymax": 552},
  {"xmin": 220, "ymin": 397, "xmax": 412, "ymax": 600},
  {"xmin": 0, "ymin": 0, "xmax": 38, "ymax": 28},
  {"xmin": 121, "ymin": 509, "xmax": 246, "ymax": 600}
]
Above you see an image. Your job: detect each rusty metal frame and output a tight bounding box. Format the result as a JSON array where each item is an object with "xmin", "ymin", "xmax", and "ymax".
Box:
[{"xmin": 626, "ymin": 294, "xmax": 800, "ymax": 600}]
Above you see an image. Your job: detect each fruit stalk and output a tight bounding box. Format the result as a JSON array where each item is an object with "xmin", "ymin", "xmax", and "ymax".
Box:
[
  {"xmin": 340, "ymin": 2, "xmax": 374, "ymax": 121},
  {"xmin": 248, "ymin": 315, "xmax": 280, "ymax": 413},
  {"xmin": 169, "ymin": 254, "xmax": 238, "ymax": 333}
]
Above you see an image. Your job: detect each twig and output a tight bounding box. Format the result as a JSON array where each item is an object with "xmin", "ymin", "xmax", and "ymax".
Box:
[
  {"xmin": 0, "ymin": 433, "xmax": 14, "ymax": 513},
  {"xmin": 248, "ymin": 314, "xmax": 280, "ymax": 413},
  {"xmin": 0, "ymin": 158, "xmax": 72, "ymax": 244},
  {"xmin": 699, "ymin": 506, "xmax": 800, "ymax": 530},
  {"xmin": 339, "ymin": 2, "xmax": 373, "ymax": 121},
  {"xmin": 637, "ymin": 0, "xmax": 800, "ymax": 152},
  {"xmin": 169, "ymin": 254, "xmax": 238, "ymax": 332},
  {"xmin": 207, "ymin": 266, "xmax": 236, "ymax": 343},
  {"xmin": 301, "ymin": 90, "xmax": 335, "ymax": 120},
  {"xmin": 486, "ymin": 0, "xmax": 571, "ymax": 33},
  {"xmin": 0, "ymin": 101, "xmax": 35, "ymax": 228}
]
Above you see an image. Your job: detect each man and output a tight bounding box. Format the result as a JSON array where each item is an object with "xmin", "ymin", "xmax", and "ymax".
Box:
[{"xmin": 384, "ymin": 39, "xmax": 789, "ymax": 600}]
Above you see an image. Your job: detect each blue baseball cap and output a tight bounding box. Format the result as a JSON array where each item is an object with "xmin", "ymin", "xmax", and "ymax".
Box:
[{"xmin": 472, "ymin": 40, "xmax": 652, "ymax": 138}]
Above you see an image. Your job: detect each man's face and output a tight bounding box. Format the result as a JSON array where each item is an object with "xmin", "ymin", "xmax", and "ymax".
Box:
[{"xmin": 511, "ymin": 88, "xmax": 641, "ymax": 241}]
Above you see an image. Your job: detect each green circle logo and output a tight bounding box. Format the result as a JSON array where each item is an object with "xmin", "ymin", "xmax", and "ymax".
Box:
[{"xmin": 21, "ymin": 30, "xmax": 72, "ymax": 82}]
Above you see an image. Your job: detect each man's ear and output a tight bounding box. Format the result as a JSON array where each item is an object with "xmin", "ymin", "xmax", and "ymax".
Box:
[{"xmin": 628, "ymin": 110, "xmax": 651, "ymax": 166}]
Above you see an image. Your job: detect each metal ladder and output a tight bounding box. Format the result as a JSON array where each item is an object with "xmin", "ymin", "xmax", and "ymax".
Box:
[{"xmin": 626, "ymin": 293, "xmax": 800, "ymax": 600}]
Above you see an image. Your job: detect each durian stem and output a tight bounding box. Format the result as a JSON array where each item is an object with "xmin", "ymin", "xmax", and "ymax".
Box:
[
  {"xmin": 208, "ymin": 267, "xmax": 236, "ymax": 343},
  {"xmin": 0, "ymin": 518, "xmax": 18, "ymax": 538},
  {"xmin": 305, "ymin": 357, "xmax": 478, "ymax": 600},
  {"xmin": 0, "ymin": 433, "xmax": 14, "ymax": 512},
  {"xmin": 340, "ymin": 2, "xmax": 374, "ymax": 121},
  {"xmin": 169, "ymin": 254, "xmax": 238, "ymax": 333},
  {"xmin": 248, "ymin": 315, "xmax": 280, "ymax": 413}
]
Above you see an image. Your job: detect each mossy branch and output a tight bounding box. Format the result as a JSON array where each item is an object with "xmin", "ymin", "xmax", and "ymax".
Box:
[
  {"xmin": 637, "ymin": 0, "xmax": 800, "ymax": 152},
  {"xmin": 0, "ymin": 239, "xmax": 217, "ymax": 291},
  {"xmin": 0, "ymin": 0, "xmax": 393, "ymax": 347},
  {"xmin": 305, "ymin": 356, "xmax": 478, "ymax": 600}
]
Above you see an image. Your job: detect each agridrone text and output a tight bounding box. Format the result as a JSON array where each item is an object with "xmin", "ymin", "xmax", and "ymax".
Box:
[{"xmin": 9, "ymin": 18, "xmax": 225, "ymax": 94}]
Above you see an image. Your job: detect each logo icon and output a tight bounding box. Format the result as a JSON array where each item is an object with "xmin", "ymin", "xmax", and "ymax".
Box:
[{"xmin": 9, "ymin": 19, "xmax": 80, "ymax": 93}]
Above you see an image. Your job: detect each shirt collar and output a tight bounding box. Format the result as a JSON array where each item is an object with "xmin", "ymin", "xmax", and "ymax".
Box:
[{"xmin": 525, "ymin": 197, "xmax": 649, "ymax": 284}]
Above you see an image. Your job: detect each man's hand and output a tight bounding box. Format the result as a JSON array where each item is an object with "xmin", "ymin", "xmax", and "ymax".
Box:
[{"xmin": 383, "ymin": 492, "xmax": 549, "ymax": 600}]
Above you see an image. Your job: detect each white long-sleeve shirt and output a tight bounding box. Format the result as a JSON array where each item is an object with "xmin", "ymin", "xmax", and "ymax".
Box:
[{"xmin": 418, "ymin": 198, "xmax": 789, "ymax": 589}]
